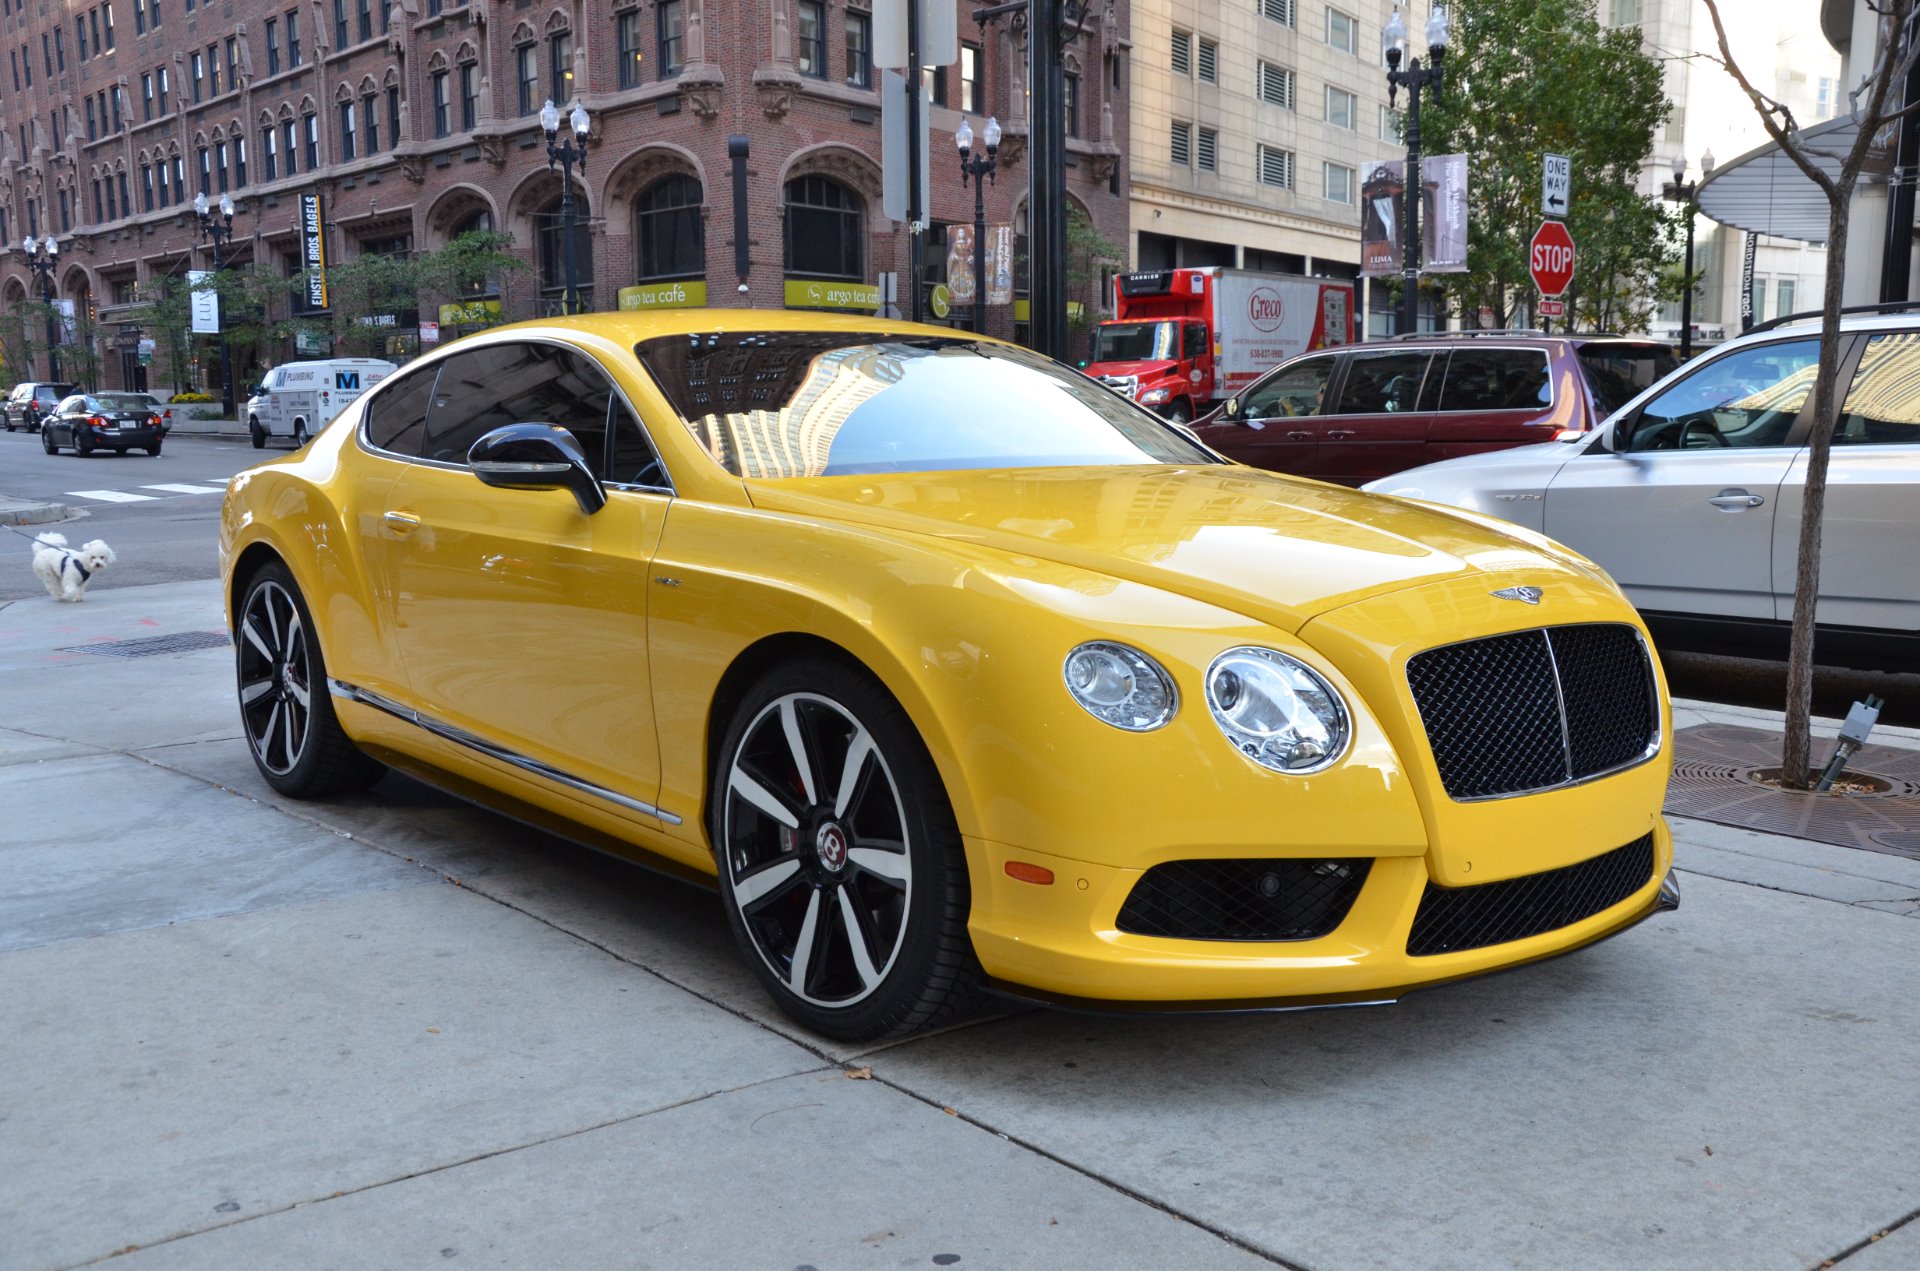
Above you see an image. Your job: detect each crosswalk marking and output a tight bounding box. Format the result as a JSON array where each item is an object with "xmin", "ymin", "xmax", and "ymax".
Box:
[
  {"xmin": 140, "ymin": 483, "xmax": 228, "ymax": 495},
  {"xmin": 65, "ymin": 489, "xmax": 157, "ymax": 503}
]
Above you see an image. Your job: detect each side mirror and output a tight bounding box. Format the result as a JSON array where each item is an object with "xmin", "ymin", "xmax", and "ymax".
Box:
[
  {"xmin": 468, "ymin": 423, "xmax": 607, "ymax": 515},
  {"xmin": 1605, "ymin": 411, "xmax": 1638, "ymax": 454}
]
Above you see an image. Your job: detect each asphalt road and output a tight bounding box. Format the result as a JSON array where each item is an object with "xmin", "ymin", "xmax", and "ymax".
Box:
[
  {"xmin": 0, "ymin": 428, "xmax": 270, "ymax": 600},
  {"xmin": 5, "ymin": 425, "xmax": 1913, "ymax": 724}
]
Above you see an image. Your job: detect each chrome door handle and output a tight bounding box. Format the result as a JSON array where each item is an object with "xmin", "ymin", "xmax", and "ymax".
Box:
[
  {"xmin": 1285, "ymin": 430, "xmax": 1314, "ymax": 441},
  {"xmin": 1325, "ymin": 428, "xmax": 1357, "ymax": 439},
  {"xmin": 1707, "ymin": 491, "xmax": 1764, "ymax": 510},
  {"xmin": 384, "ymin": 510, "xmax": 422, "ymax": 533}
]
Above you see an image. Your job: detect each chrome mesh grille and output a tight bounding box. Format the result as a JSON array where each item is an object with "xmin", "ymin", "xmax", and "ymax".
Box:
[{"xmin": 1406, "ymin": 623, "xmax": 1658, "ymax": 801}]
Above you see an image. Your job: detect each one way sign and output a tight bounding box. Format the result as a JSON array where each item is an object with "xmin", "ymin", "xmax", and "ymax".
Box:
[{"xmin": 1542, "ymin": 153, "xmax": 1572, "ymax": 218}]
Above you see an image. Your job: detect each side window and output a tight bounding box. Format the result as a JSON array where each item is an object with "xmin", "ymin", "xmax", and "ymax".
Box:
[
  {"xmin": 608, "ymin": 402, "xmax": 667, "ymax": 487},
  {"xmin": 364, "ymin": 362, "xmax": 440, "ymax": 455},
  {"xmin": 1835, "ymin": 332, "xmax": 1920, "ymax": 446},
  {"xmin": 1438, "ymin": 349, "xmax": 1551, "ymax": 412},
  {"xmin": 1335, "ymin": 352, "xmax": 1431, "ymax": 414},
  {"xmin": 1626, "ymin": 338, "xmax": 1818, "ymax": 452},
  {"xmin": 1185, "ymin": 322, "xmax": 1208, "ymax": 361},
  {"xmin": 1242, "ymin": 357, "xmax": 1334, "ymax": 419},
  {"xmin": 423, "ymin": 342, "xmax": 626, "ymax": 470}
]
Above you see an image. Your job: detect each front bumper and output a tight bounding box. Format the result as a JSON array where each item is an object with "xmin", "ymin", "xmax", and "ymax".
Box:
[{"xmin": 965, "ymin": 819, "xmax": 1676, "ymax": 1008}]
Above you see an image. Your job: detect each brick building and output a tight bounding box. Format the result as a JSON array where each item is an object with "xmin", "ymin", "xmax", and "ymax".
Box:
[{"xmin": 0, "ymin": 0, "xmax": 1129, "ymax": 395}]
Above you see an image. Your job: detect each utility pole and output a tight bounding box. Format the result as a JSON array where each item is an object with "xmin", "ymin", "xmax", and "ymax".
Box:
[{"xmin": 1028, "ymin": 0, "xmax": 1068, "ymax": 360}]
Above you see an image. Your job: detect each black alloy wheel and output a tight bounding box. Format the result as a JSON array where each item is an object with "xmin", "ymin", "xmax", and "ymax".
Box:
[
  {"xmin": 235, "ymin": 563, "xmax": 385, "ymax": 797},
  {"xmin": 713, "ymin": 657, "xmax": 981, "ymax": 1041}
]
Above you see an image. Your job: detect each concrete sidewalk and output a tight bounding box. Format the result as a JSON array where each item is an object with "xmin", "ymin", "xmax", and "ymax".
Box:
[{"xmin": 1, "ymin": 580, "xmax": 1915, "ymax": 1270}]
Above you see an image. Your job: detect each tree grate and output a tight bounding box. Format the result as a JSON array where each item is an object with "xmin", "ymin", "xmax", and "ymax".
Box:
[{"xmin": 61, "ymin": 631, "xmax": 232, "ymax": 658}]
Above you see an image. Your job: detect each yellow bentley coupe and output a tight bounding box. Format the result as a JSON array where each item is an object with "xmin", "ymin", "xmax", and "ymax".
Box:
[{"xmin": 220, "ymin": 312, "xmax": 1677, "ymax": 1040}]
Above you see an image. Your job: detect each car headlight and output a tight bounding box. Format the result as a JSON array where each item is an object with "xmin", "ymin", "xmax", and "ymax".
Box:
[
  {"xmin": 1140, "ymin": 388, "xmax": 1170, "ymax": 405},
  {"xmin": 1063, "ymin": 641, "xmax": 1178, "ymax": 731},
  {"xmin": 1205, "ymin": 647, "xmax": 1350, "ymax": 774}
]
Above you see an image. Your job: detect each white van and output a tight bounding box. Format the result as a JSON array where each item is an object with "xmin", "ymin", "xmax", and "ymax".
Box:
[{"xmin": 246, "ymin": 358, "xmax": 398, "ymax": 449}]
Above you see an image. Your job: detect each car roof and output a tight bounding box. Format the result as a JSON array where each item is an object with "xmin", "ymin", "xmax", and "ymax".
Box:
[
  {"xmin": 1758, "ymin": 311, "xmax": 1920, "ymax": 336},
  {"xmin": 461, "ymin": 309, "xmax": 1006, "ymax": 347}
]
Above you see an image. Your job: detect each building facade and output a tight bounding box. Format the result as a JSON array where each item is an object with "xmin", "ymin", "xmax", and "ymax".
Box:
[
  {"xmin": 0, "ymin": 0, "xmax": 1130, "ymax": 395},
  {"xmin": 1126, "ymin": 0, "xmax": 1414, "ymax": 332}
]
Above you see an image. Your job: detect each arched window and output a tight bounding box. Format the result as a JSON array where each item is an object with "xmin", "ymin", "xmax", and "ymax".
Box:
[
  {"xmin": 784, "ymin": 175, "xmax": 862, "ymax": 280},
  {"xmin": 452, "ymin": 209, "xmax": 499, "ymax": 298},
  {"xmin": 536, "ymin": 193, "xmax": 593, "ymax": 311},
  {"xmin": 635, "ymin": 174, "xmax": 703, "ymax": 282}
]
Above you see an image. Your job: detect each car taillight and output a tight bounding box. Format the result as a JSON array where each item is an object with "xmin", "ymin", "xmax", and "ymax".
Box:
[
  {"xmin": 148, "ymin": 414, "xmax": 163, "ymax": 427},
  {"xmin": 89, "ymin": 415, "xmax": 108, "ymax": 428}
]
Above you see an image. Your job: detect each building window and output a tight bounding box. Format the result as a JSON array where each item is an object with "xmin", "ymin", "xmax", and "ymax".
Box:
[
  {"xmin": 197, "ymin": 145, "xmax": 211, "ymax": 194},
  {"xmin": 171, "ymin": 152, "xmax": 185, "ymax": 202},
  {"xmin": 845, "ymin": 11, "xmax": 871, "ymax": 89},
  {"xmin": 1327, "ymin": 8, "xmax": 1358, "ymax": 54},
  {"xmin": 1171, "ymin": 29, "xmax": 1190, "ymax": 76},
  {"xmin": 190, "ymin": 50, "xmax": 203, "ymax": 102},
  {"xmin": 635, "ymin": 173, "xmax": 704, "ymax": 280},
  {"xmin": 333, "ymin": 0, "xmax": 347, "ymax": 50},
  {"xmin": 287, "ymin": 11, "xmax": 302, "ymax": 68},
  {"xmin": 617, "ymin": 9, "xmax": 644, "ymax": 88},
  {"xmin": 1611, "ymin": 0, "xmax": 1642, "ymax": 26},
  {"xmin": 1324, "ymin": 161, "xmax": 1354, "ymax": 203},
  {"xmin": 142, "ymin": 71, "xmax": 155, "ymax": 119},
  {"xmin": 1258, "ymin": 144, "xmax": 1294, "ymax": 188},
  {"xmin": 1325, "ymin": 85, "xmax": 1357, "ymax": 129},
  {"xmin": 282, "ymin": 118, "xmax": 297, "ymax": 174},
  {"xmin": 356, "ymin": 0, "xmax": 371, "ymax": 42},
  {"xmin": 1065, "ymin": 72, "xmax": 1080, "ymax": 137},
  {"xmin": 112, "ymin": 85, "xmax": 125, "ymax": 130},
  {"xmin": 960, "ymin": 41, "xmax": 981, "ymax": 112},
  {"xmin": 303, "ymin": 110, "xmax": 318, "ymax": 169},
  {"xmin": 659, "ymin": 0, "xmax": 685, "ymax": 78},
  {"xmin": 388, "ymin": 85, "xmax": 401, "ymax": 147},
  {"xmin": 1260, "ymin": 62, "xmax": 1294, "ymax": 109},
  {"xmin": 60, "ymin": 187, "xmax": 71, "ymax": 232},
  {"xmin": 537, "ymin": 195, "xmax": 595, "ymax": 306},
  {"xmin": 93, "ymin": 178, "xmax": 105, "ymax": 223},
  {"xmin": 215, "ymin": 139, "xmax": 229, "ymax": 191},
  {"xmin": 103, "ymin": 3, "xmax": 116, "ymax": 50},
  {"xmin": 1171, "ymin": 120, "xmax": 1191, "ymax": 167},
  {"xmin": 118, "ymin": 169, "xmax": 131, "ymax": 212},
  {"xmin": 1379, "ymin": 104, "xmax": 1401, "ymax": 141},
  {"xmin": 460, "ymin": 63, "xmax": 478, "ymax": 131},
  {"xmin": 1777, "ymin": 278, "xmax": 1797, "ymax": 316},
  {"xmin": 548, "ymin": 30, "xmax": 572, "ymax": 104},
  {"xmin": 158, "ymin": 66, "xmax": 170, "ymax": 113},
  {"xmin": 796, "ymin": 0, "xmax": 825, "ymax": 79},
  {"xmin": 134, "ymin": 0, "xmax": 144, "ymax": 33},
  {"xmin": 263, "ymin": 19, "xmax": 279, "ymax": 73},
  {"xmin": 516, "ymin": 43, "xmax": 537, "ymax": 114},
  {"xmin": 207, "ymin": 41, "xmax": 222, "ymax": 95},
  {"xmin": 155, "ymin": 156, "xmax": 169, "ymax": 204},
  {"xmin": 225, "ymin": 36, "xmax": 238, "ymax": 88},
  {"xmin": 262, "ymin": 126, "xmax": 277, "ymax": 179},
  {"xmin": 74, "ymin": 18, "xmax": 86, "ymax": 63},
  {"xmin": 1197, "ymin": 38, "xmax": 1217, "ymax": 84},
  {"xmin": 381, "ymin": 0, "xmax": 391, "ymax": 32},
  {"xmin": 784, "ymin": 175, "xmax": 862, "ymax": 280},
  {"xmin": 431, "ymin": 70, "xmax": 450, "ymax": 136},
  {"xmin": 1261, "ymin": 0, "xmax": 1295, "ymax": 27},
  {"xmin": 141, "ymin": 162, "xmax": 155, "ymax": 210},
  {"xmin": 148, "ymin": 0, "xmax": 159, "ymax": 30},
  {"xmin": 87, "ymin": 98, "xmax": 99, "ymax": 143},
  {"xmin": 363, "ymin": 92, "xmax": 378, "ymax": 150},
  {"xmin": 1197, "ymin": 127, "xmax": 1217, "ymax": 172},
  {"xmin": 339, "ymin": 100, "xmax": 357, "ymax": 158},
  {"xmin": 54, "ymin": 28, "xmax": 65, "ymax": 70}
]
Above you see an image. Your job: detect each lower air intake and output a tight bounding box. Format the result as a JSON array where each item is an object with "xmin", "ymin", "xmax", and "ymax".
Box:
[
  {"xmin": 1117, "ymin": 858, "xmax": 1371, "ymax": 942},
  {"xmin": 1407, "ymin": 833, "xmax": 1656, "ymax": 957}
]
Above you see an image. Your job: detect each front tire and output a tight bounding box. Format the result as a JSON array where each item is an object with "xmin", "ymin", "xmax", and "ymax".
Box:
[
  {"xmin": 249, "ymin": 421, "xmax": 266, "ymax": 450},
  {"xmin": 234, "ymin": 563, "xmax": 385, "ymax": 797},
  {"xmin": 712, "ymin": 656, "xmax": 981, "ymax": 1041},
  {"xmin": 1166, "ymin": 400, "xmax": 1192, "ymax": 424},
  {"xmin": 41, "ymin": 428, "xmax": 57, "ymax": 454},
  {"xmin": 76, "ymin": 432, "xmax": 94, "ymax": 456}
]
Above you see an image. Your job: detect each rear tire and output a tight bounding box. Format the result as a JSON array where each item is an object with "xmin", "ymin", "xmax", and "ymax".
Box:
[
  {"xmin": 249, "ymin": 421, "xmax": 266, "ymax": 450},
  {"xmin": 712, "ymin": 655, "xmax": 982, "ymax": 1041},
  {"xmin": 234, "ymin": 561, "xmax": 386, "ymax": 798},
  {"xmin": 41, "ymin": 428, "xmax": 57, "ymax": 454},
  {"xmin": 292, "ymin": 419, "xmax": 309, "ymax": 447},
  {"xmin": 77, "ymin": 433, "xmax": 94, "ymax": 456},
  {"xmin": 146, "ymin": 442, "xmax": 163, "ymax": 457}
]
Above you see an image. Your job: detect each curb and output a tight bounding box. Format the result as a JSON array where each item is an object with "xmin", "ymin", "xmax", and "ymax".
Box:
[{"xmin": 0, "ymin": 500, "xmax": 75, "ymax": 526}]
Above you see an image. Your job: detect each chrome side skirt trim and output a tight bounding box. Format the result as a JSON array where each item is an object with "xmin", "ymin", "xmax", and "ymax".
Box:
[{"xmin": 329, "ymin": 678, "xmax": 683, "ymax": 825}]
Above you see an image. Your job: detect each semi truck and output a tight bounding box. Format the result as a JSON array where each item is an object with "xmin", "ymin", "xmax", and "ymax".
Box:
[{"xmin": 1083, "ymin": 268, "xmax": 1356, "ymax": 420}]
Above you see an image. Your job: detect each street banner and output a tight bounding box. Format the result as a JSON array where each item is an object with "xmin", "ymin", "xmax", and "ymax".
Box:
[
  {"xmin": 946, "ymin": 225, "xmax": 978, "ymax": 306},
  {"xmin": 187, "ymin": 271, "xmax": 219, "ymax": 334},
  {"xmin": 53, "ymin": 298, "xmax": 79, "ymax": 343},
  {"xmin": 1740, "ymin": 232, "xmax": 1759, "ymax": 331},
  {"xmin": 301, "ymin": 193, "xmax": 328, "ymax": 309},
  {"xmin": 1359, "ymin": 156, "xmax": 1467, "ymax": 277},
  {"xmin": 986, "ymin": 225, "xmax": 1014, "ymax": 305}
]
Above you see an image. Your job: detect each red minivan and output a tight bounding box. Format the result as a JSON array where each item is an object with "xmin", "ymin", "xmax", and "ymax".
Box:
[{"xmin": 1189, "ymin": 332, "xmax": 1678, "ymax": 486}]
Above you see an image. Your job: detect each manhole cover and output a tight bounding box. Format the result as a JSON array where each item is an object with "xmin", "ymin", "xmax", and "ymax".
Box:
[
  {"xmin": 1666, "ymin": 724, "xmax": 1920, "ymax": 858},
  {"xmin": 62, "ymin": 631, "xmax": 231, "ymax": 658}
]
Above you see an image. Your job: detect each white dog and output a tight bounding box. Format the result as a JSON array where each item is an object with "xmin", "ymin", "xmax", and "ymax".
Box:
[{"xmin": 32, "ymin": 532, "xmax": 117, "ymax": 602}]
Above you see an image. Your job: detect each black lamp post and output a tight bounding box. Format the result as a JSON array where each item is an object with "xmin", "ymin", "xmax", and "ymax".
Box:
[
  {"xmin": 19, "ymin": 235, "xmax": 62, "ymax": 383},
  {"xmin": 1383, "ymin": 5, "xmax": 1449, "ymax": 337},
  {"xmin": 955, "ymin": 115, "xmax": 1002, "ymax": 335},
  {"xmin": 1663, "ymin": 150, "xmax": 1714, "ymax": 360},
  {"xmin": 541, "ymin": 98, "xmax": 592, "ymax": 315},
  {"xmin": 194, "ymin": 191, "xmax": 238, "ymax": 419}
]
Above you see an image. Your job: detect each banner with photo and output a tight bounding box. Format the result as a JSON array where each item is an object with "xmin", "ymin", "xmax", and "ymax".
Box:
[
  {"xmin": 1360, "ymin": 156, "xmax": 1468, "ymax": 277},
  {"xmin": 945, "ymin": 225, "xmax": 1015, "ymax": 307}
]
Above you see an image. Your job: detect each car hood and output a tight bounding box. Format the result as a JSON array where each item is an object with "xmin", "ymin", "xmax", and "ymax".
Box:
[
  {"xmin": 747, "ymin": 465, "xmax": 1601, "ymax": 633},
  {"xmin": 1084, "ymin": 359, "xmax": 1178, "ymax": 378}
]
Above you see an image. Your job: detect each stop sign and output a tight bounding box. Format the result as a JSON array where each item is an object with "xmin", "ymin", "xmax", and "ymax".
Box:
[{"xmin": 1529, "ymin": 221, "xmax": 1577, "ymax": 297}]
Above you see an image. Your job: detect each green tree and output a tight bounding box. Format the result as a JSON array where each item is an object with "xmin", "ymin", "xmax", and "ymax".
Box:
[
  {"xmin": 1066, "ymin": 205, "xmax": 1125, "ymax": 352},
  {"xmin": 126, "ymin": 274, "xmax": 198, "ymax": 396},
  {"xmin": 412, "ymin": 230, "xmax": 526, "ymax": 333},
  {"xmin": 307, "ymin": 250, "xmax": 418, "ymax": 359},
  {"xmin": 1418, "ymin": 0, "xmax": 1673, "ymax": 329},
  {"xmin": 0, "ymin": 300, "xmax": 44, "ymax": 384}
]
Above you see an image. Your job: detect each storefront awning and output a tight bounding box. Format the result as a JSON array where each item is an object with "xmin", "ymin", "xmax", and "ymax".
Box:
[{"xmin": 1696, "ymin": 115, "xmax": 1876, "ymax": 245}]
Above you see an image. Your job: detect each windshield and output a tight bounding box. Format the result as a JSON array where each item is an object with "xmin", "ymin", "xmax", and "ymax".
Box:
[
  {"xmin": 637, "ymin": 332, "xmax": 1217, "ymax": 479},
  {"xmin": 1090, "ymin": 322, "xmax": 1178, "ymax": 364},
  {"xmin": 1579, "ymin": 344, "xmax": 1680, "ymax": 417}
]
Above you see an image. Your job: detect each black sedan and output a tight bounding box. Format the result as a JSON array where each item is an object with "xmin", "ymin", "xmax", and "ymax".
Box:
[{"xmin": 41, "ymin": 394, "xmax": 167, "ymax": 456}]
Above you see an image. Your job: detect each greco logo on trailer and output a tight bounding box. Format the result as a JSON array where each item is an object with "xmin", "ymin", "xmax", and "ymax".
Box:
[
  {"xmin": 335, "ymin": 371, "xmax": 361, "ymax": 391},
  {"xmin": 1247, "ymin": 287, "xmax": 1287, "ymax": 333}
]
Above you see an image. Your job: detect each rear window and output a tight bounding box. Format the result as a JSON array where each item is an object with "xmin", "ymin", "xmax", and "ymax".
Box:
[
  {"xmin": 98, "ymin": 394, "xmax": 156, "ymax": 411},
  {"xmin": 638, "ymin": 331, "xmax": 1216, "ymax": 478},
  {"xmin": 1579, "ymin": 343, "xmax": 1679, "ymax": 417},
  {"xmin": 1437, "ymin": 349, "xmax": 1552, "ymax": 412}
]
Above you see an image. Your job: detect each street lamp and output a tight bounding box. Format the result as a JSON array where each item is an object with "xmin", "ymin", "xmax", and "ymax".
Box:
[
  {"xmin": 18, "ymin": 234, "xmax": 63, "ymax": 383},
  {"xmin": 1664, "ymin": 149, "xmax": 1715, "ymax": 360},
  {"xmin": 194, "ymin": 191, "xmax": 239, "ymax": 419},
  {"xmin": 955, "ymin": 116, "xmax": 1002, "ymax": 335},
  {"xmin": 541, "ymin": 98, "xmax": 592, "ymax": 315},
  {"xmin": 1383, "ymin": 4, "xmax": 1448, "ymax": 336}
]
